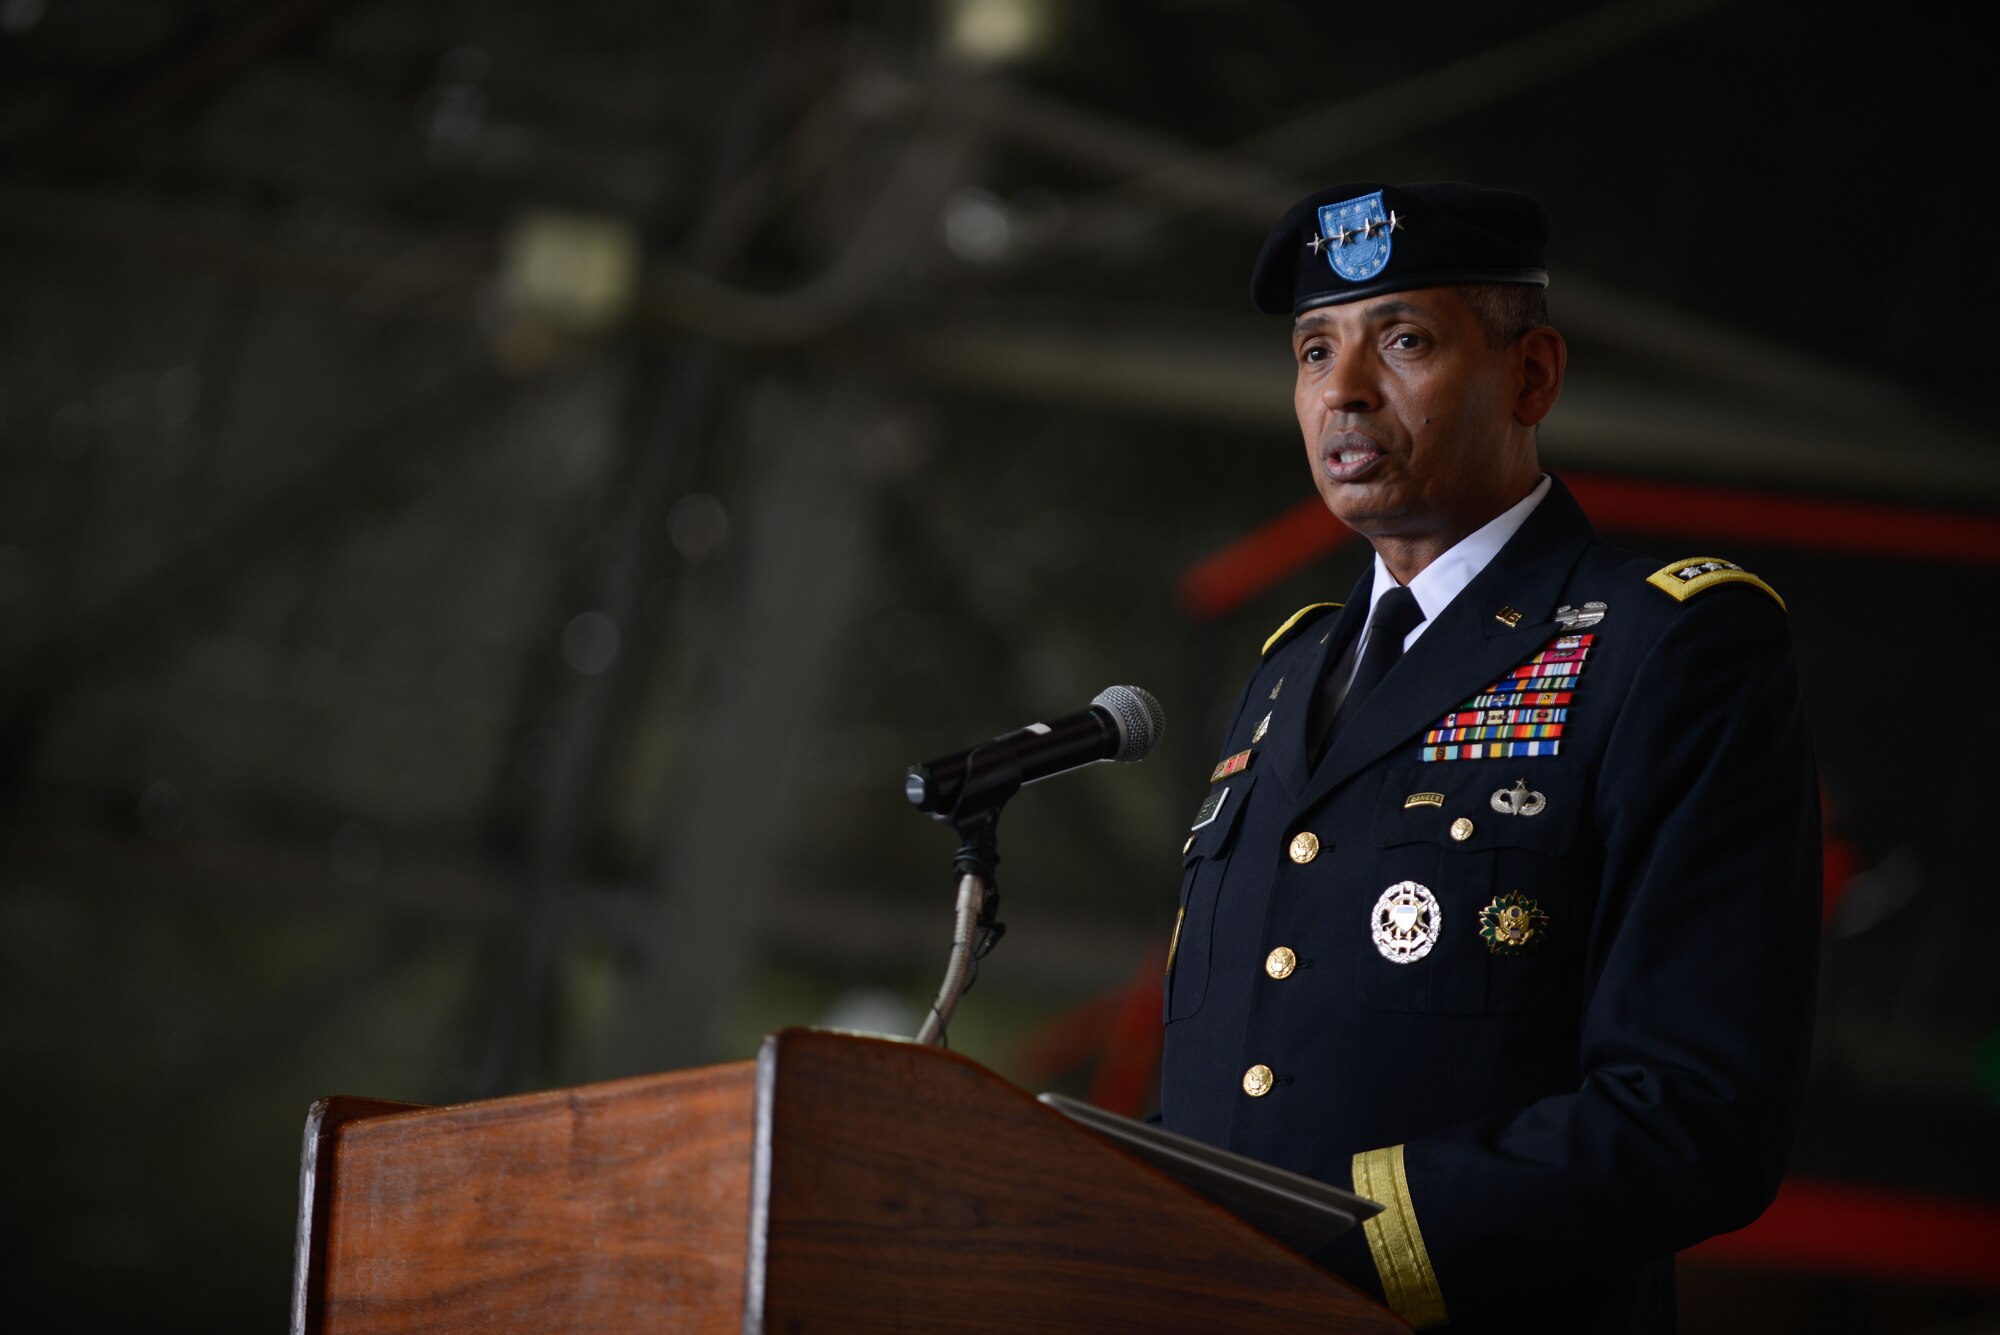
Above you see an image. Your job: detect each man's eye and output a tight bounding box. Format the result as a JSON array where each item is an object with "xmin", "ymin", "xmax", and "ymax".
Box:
[
  {"xmin": 1392, "ymin": 333, "xmax": 1425, "ymax": 350},
  {"xmin": 1301, "ymin": 345, "xmax": 1330, "ymax": 363}
]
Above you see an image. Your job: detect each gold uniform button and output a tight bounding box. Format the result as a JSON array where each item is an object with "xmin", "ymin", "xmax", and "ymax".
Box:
[
  {"xmin": 1183, "ymin": 835, "xmax": 1194, "ymax": 856},
  {"xmin": 1265, "ymin": 946, "xmax": 1297, "ymax": 979},
  {"xmin": 1450, "ymin": 816, "xmax": 1475, "ymax": 842},
  {"xmin": 1288, "ymin": 831, "xmax": 1321, "ymax": 863},
  {"xmin": 1242, "ymin": 1063, "xmax": 1275, "ymax": 1097}
]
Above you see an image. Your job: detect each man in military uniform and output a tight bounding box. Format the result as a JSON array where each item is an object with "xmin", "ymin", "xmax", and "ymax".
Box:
[{"xmin": 1158, "ymin": 182, "xmax": 1819, "ymax": 1332}]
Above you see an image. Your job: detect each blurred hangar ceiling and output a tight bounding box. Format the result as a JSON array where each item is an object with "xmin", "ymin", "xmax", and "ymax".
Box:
[{"xmin": 2, "ymin": 0, "xmax": 1993, "ymax": 500}]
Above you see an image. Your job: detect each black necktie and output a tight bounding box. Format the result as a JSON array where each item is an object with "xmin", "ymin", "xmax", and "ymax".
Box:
[{"xmin": 1313, "ymin": 585, "xmax": 1425, "ymax": 764}]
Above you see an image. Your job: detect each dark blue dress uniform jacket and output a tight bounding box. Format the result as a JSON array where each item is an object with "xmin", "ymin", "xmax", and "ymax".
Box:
[{"xmin": 1159, "ymin": 477, "xmax": 1820, "ymax": 1333}]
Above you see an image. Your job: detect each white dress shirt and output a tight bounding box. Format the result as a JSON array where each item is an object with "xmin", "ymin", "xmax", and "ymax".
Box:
[{"xmin": 1332, "ymin": 474, "xmax": 1553, "ymax": 703}]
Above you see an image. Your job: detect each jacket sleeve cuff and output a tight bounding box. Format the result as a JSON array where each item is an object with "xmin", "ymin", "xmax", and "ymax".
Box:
[{"xmin": 1353, "ymin": 1144, "xmax": 1450, "ymax": 1330}]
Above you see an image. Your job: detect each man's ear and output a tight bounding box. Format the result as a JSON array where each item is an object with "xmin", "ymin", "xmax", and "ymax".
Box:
[{"xmin": 1513, "ymin": 326, "xmax": 1567, "ymax": 427}]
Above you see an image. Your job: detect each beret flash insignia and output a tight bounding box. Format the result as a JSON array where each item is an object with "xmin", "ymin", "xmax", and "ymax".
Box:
[{"xmin": 1318, "ymin": 191, "xmax": 1394, "ymax": 282}]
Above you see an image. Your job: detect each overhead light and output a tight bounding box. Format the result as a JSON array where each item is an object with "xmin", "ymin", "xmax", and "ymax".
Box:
[
  {"xmin": 942, "ymin": 0, "xmax": 1052, "ymax": 64},
  {"xmin": 498, "ymin": 209, "xmax": 640, "ymax": 334}
]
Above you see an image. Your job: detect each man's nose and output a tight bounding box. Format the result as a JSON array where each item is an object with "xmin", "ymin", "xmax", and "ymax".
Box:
[{"xmin": 1323, "ymin": 349, "xmax": 1380, "ymax": 413}]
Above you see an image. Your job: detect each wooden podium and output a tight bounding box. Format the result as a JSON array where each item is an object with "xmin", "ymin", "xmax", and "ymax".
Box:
[{"xmin": 292, "ymin": 1027, "xmax": 1408, "ymax": 1333}]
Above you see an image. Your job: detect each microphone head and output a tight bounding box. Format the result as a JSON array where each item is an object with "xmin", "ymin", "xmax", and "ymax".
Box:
[{"xmin": 1092, "ymin": 684, "xmax": 1165, "ymax": 763}]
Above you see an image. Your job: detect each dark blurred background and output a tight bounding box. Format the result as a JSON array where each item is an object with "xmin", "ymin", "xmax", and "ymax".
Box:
[{"xmin": 3, "ymin": 0, "xmax": 1998, "ymax": 1329}]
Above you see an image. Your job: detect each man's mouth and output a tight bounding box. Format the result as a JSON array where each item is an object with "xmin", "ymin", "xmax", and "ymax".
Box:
[{"xmin": 1322, "ymin": 436, "xmax": 1384, "ymax": 481}]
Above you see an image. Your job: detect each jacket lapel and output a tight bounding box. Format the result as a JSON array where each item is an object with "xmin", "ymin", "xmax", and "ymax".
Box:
[
  {"xmin": 1295, "ymin": 479, "xmax": 1597, "ymax": 812},
  {"xmin": 1269, "ymin": 563, "xmax": 1374, "ymax": 802}
]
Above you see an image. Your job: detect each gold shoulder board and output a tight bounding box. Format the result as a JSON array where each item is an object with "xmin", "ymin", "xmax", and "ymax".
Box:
[
  {"xmin": 1262, "ymin": 602, "xmax": 1342, "ymax": 656},
  {"xmin": 1645, "ymin": 557, "xmax": 1785, "ymax": 611}
]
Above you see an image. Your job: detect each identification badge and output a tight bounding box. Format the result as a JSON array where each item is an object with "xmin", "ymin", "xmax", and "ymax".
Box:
[{"xmin": 1190, "ymin": 785, "xmax": 1230, "ymax": 831}]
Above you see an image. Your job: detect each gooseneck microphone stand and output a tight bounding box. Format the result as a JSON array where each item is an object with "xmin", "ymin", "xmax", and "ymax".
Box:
[{"xmin": 912, "ymin": 742, "xmax": 1016, "ymax": 1047}]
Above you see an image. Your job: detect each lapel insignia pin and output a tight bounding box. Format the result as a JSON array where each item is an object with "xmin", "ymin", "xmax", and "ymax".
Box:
[
  {"xmin": 1479, "ymin": 891, "xmax": 1548, "ymax": 955},
  {"xmin": 1403, "ymin": 791, "xmax": 1445, "ymax": 809},
  {"xmin": 1371, "ymin": 881, "xmax": 1442, "ymax": 964},
  {"xmin": 1210, "ymin": 749, "xmax": 1253, "ymax": 783},
  {"xmin": 1270, "ymin": 676, "xmax": 1284, "ymax": 701},
  {"xmin": 1554, "ymin": 601, "xmax": 1606, "ymax": 630},
  {"xmin": 1495, "ymin": 605, "xmax": 1523, "ymax": 628},
  {"xmin": 1490, "ymin": 779, "xmax": 1547, "ymax": 816},
  {"xmin": 1251, "ymin": 711, "xmax": 1271, "ymax": 744},
  {"xmin": 1190, "ymin": 785, "xmax": 1230, "ymax": 830}
]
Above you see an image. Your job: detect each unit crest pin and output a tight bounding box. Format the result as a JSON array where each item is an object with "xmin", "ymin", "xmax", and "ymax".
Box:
[{"xmin": 1479, "ymin": 891, "xmax": 1548, "ymax": 955}]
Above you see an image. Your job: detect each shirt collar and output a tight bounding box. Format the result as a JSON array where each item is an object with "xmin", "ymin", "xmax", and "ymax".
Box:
[{"xmin": 1368, "ymin": 474, "xmax": 1553, "ymax": 631}]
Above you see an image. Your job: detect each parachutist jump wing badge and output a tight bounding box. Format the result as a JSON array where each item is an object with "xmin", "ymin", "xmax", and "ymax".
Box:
[{"xmin": 1490, "ymin": 779, "xmax": 1547, "ymax": 816}]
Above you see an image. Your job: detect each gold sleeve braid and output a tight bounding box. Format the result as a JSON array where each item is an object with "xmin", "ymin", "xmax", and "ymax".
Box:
[{"xmin": 1352, "ymin": 1144, "xmax": 1449, "ymax": 1330}]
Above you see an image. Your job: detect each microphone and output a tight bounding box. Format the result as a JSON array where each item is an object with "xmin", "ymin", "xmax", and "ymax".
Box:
[{"xmin": 905, "ymin": 685, "xmax": 1165, "ymax": 815}]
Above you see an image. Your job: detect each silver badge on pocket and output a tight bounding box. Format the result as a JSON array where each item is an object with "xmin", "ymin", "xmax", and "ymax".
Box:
[
  {"xmin": 1490, "ymin": 779, "xmax": 1547, "ymax": 816},
  {"xmin": 1371, "ymin": 881, "xmax": 1442, "ymax": 964}
]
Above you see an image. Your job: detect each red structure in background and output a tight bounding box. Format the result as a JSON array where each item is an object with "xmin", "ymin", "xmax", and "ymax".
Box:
[
  {"xmin": 1011, "ymin": 470, "xmax": 2000, "ymax": 1293},
  {"xmin": 1692, "ymin": 1179, "xmax": 2000, "ymax": 1289},
  {"xmin": 1011, "ymin": 942, "xmax": 1166, "ymax": 1116},
  {"xmin": 1178, "ymin": 471, "xmax": 2000, "ymax": 620}
]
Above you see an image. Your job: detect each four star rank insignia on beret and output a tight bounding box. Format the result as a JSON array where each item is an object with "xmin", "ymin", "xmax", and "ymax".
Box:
[{"xmin": 1315, "ymin": 191, "xmax": 1397, "ymax": 281}]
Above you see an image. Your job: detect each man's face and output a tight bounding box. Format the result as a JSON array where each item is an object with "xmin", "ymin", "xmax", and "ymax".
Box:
[{"xmin": 1292, "ymin": 286, "xmax": 1537, "ymax": 551}]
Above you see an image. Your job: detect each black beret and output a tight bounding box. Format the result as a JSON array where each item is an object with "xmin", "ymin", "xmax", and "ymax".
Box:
[{"xmin": 1251, "ymin": 181, "xmax": 1550, "ymax": 316}]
